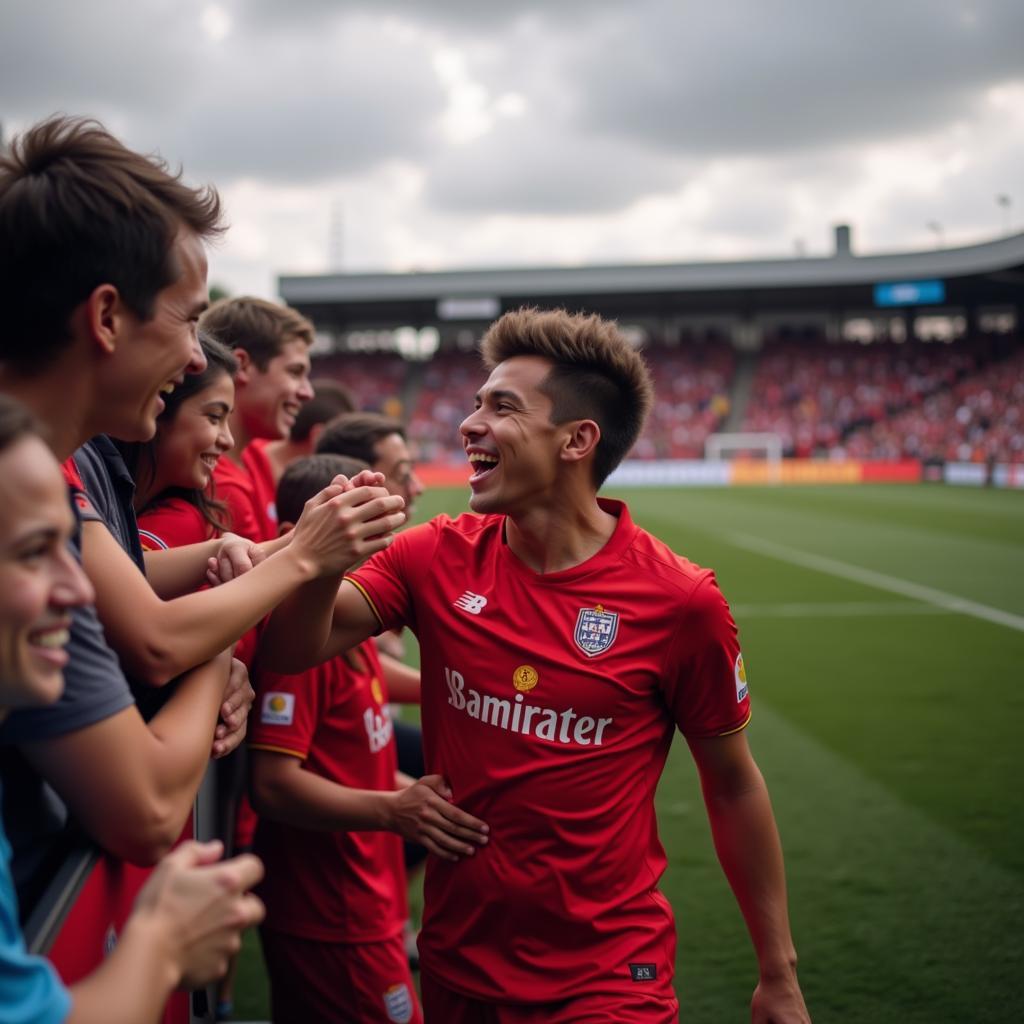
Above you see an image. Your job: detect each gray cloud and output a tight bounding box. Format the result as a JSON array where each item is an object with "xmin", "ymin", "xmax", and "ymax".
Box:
[
  {"xmin": 569, "ymin": 0, "xmax": 1024, "ymax": 157},
  {"xmin": 1, "ymin": 0, "xmax": 1020, "ymax": 266}
]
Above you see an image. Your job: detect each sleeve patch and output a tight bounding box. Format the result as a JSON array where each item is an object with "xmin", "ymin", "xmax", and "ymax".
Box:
[
  {"xmin": 735, "ymin": 652, "xmax": 749, "ymax": 702},
  {"xmin": 260, "ymin": 691, "xmax": 295, "ymax": 725}
]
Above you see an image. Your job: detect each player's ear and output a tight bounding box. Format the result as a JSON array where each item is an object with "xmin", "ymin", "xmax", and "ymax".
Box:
[{"xmin": 560, "ymin": 419, "xmax": 601, "ymax": 465}]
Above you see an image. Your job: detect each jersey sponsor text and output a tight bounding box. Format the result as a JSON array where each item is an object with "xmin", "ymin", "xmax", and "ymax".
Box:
[{"xmin": 445, "ymin": 666, "xmax": 612, "ymax": 747}]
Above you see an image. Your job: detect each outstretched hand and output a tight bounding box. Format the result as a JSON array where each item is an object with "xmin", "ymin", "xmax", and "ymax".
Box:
[{"xmin": 289, "ymin": 474, "xmax": 406, "ymax": 578}]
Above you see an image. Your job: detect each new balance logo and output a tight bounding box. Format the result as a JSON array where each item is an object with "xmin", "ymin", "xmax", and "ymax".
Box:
[{"xmin": 454, "ymin": 591, "xmax": 488, "ymax": 615}]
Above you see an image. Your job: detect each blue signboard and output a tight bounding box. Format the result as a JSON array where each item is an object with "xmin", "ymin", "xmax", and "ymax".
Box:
[{"xmin": 874, "ymin": 280, "xmax": 946, "ymax": 307}]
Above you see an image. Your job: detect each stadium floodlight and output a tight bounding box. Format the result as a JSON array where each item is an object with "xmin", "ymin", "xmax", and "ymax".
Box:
[{"xmin": 705, "ymin": 432, "xmax": 784, "ymax": 483}]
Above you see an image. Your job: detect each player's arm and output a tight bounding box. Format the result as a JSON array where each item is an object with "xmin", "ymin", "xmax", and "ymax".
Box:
[
  {"xmin": 260, "ymin": 577, "xmax": 382, "ymax": 674},
  {"xmin": 379, "ymin": 652, "xmax": 420, "ymax": 704},
  {"xmin": 82, "ymin": 483, "xmax": 403, "ymax": 685},
  {"xmin": 687, "ymin": 730, "xmax": 811, "ymax": 1024},
  {"xmin": 20, "ymin": 651, "xmax": 233, "ymax": 865},
  {"xmin": 250, "ymin": 749, "xmax": 488, "ymax": 862}
]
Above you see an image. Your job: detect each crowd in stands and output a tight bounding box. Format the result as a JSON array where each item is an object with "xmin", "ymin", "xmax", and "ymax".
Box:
[
  {"xmin": 632, "ymin": 344, "xmax": 734, "ymax": 459},
  {"xmin": 738, "ymin": 339, "xmax": 983, "ymax": 458},
  {"xmin": 407, "ymin": 350, "xmax": 481, "ymax": 463},
  {"xmin": 843, "ymin": 346, "xmax": 1024, "ymax": 463},
  {"xmin": 309, "ymin": 352, "xmax": 408, "ymax": 420},
  {"xmin": 316, "ymin": 333, "xmax": 1022, "ymax": 466}
]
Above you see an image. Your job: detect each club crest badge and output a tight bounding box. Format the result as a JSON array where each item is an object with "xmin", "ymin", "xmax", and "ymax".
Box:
[
  {"xmin": 574, "ymin": 604, "xmax": 619, "ymax": 657},
  {"xmin": 382, "ymin": 983, "xmax": 414, "ymax": 1023}
]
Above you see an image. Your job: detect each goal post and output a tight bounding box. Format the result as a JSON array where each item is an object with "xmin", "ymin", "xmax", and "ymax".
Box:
[{"xmin": 704, "ymin": 432, "xmax": 784, "ymax": 483}]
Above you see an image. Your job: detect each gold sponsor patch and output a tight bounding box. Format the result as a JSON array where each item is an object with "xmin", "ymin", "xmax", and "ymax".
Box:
[
  {"xmin": 513, "ymin": 665, "xmax": 539, "ymax": 692},
  {"xmin": 370, "ymin": 676, "xmax": 384, "ymax": 705}
]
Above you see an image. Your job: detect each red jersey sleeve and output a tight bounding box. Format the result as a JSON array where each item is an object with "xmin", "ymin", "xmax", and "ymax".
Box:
[
  {"xmin": 61, "ymin": 457, "xmax": 98, "ymax": 518},
  {"xmin": 249, "ymin": 665, "xmax": 325, "ymax": 760},
  {"xmin": 661, "ymin": 572, "xmax": 751, "ymax": 738},
  {"xmin": 213, "ymin": 461, "xmax": 265, "ymax": 543},
  {"xmin": 137, "ymin": 499, "xmax": 213, "ymax": 551},
  {"xmin": 345, "ymin": 519, "xmax": 444, "ymax": 633}
]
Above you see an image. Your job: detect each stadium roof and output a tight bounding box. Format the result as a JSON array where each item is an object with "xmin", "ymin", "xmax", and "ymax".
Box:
[{"xmin": 279, "ymin": 229, "xmax": 1024, "ymax": 331}]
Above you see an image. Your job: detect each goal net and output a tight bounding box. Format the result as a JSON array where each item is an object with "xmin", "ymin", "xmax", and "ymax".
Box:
[{"xmin": 704, "ymin": 432, "xmax": 784, "ymax": 482}]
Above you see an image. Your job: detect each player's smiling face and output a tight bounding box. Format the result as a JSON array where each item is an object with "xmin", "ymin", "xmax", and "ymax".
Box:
[
  {"xmin": 0, "ymin": 435, "xmax": 94, "ymax": 713},
  {"xmin": 460, "ymin": 355, "xmax": 567, "ymax": 515}
]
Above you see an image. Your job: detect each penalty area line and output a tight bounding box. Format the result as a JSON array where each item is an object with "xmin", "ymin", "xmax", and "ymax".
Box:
[{"xmin": 723, "ymin": 532, "xmax": 1024, "ymax": 634}]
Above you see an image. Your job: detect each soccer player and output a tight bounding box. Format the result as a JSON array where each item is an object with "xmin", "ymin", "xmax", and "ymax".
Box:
[
  {"xmin": 264, "ymin": 308, "xmax": 811, "ymax": 1023},
  {"xmin": 250, "ymin": 453, "xmax": 483, "ymax": 1024}
]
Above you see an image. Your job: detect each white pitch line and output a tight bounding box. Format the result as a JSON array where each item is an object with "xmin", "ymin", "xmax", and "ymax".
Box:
[
  {"xmin": 731, "ymin": 601, "xmax": 951, "ymax": 619},
  {"xmin": 724, "ymin": 532, "xmax": 1024, "ymax": 634}
]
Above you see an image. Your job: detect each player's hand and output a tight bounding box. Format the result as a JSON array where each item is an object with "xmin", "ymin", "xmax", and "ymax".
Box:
[
  {"xmin": 329, "ymin": 469, "xmax": 387, "ymax": 493},
  {"xmin": 130, "ymin": 840, "xmax": 265, "ymax": 989},
  {"xmin": 385, "ymin": 775, "xmax": 489, "ymax": 862},
  {"xmin": 750, "ymin": 970, "xmax": 811, "ymax": 1023},
  {"xmin": 288, "ymin": 479, "xmax": 406, "ymax": 578},
  {"xmin": 212, "ymin": 657, "xmax": 254, "ymax": 759}
]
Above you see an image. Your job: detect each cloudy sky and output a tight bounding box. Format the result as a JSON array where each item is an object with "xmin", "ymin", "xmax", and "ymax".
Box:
[{"xmin": 2, "ymin": 0, "xmax": 1022, "ymax": 298}]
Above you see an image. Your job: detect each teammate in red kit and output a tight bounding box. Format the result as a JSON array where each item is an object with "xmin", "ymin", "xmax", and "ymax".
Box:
[
  {"xmin": 263, "ymin": 308, "xmax": 811, "ymax": 1023},
  {"xmin": 250, "ymin": 454, "xmax": 483, "ymax": 1024}
]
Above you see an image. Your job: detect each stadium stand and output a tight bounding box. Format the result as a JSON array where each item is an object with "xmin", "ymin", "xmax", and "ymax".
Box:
[
  {"xmin": 633, "ymin": 343, "xmax": 735, "ymax": 459},
  {"xmin": 843, "ymin": 344, "xmax": 1024, "ymax": 463},
  {"xmin": 310, "ymin": 351, "xmax": 408, "ymax": 417},
  {"xmin": 308, "ymin": 333, "xmax": 1023, "ymax": 467}
]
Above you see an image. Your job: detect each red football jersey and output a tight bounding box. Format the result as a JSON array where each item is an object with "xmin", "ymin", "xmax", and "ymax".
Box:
[
  {"xmin": 249, "ymin": 641, "xmax": 407, "ymax": 942},
  {"xmin": 347, "ymin": 499, "xmax": 750, "ymax": 1003},
  {"xmin": 137, "ymin": 498, "xmax": 213, "ymax": 551},
  {"xmin": 213, "ymin": 446, "xmax": 276, "ymax": 544}
]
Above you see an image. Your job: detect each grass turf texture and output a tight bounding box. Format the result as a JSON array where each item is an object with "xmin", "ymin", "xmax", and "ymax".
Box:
[{"xmin": 234, "ymin": 484, "xmax": 1023, "ymax": 1022}]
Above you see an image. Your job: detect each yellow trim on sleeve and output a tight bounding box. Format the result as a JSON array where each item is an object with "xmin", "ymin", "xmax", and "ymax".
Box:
[
  {"xmin": 717, "ymin": 709, "xmax": 752, "ymax": 737},
  {"xmin": 248, "ymin": 743, "xmax": 307, "ymax": 760},
  {"xmin": 344, "ymin": 576, "xmax": 384, "ymax": 627}
]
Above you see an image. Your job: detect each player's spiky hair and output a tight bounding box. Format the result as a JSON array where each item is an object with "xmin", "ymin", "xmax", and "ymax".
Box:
[{"xmin": 479, "ymin": 307, "xmax": 654, "ymax": 486}]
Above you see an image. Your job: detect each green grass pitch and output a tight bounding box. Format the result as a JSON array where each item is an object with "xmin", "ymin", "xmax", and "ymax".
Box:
[{"xmin": 234, "ymin": 483, "xmax": 1024, "ymax": 1022}]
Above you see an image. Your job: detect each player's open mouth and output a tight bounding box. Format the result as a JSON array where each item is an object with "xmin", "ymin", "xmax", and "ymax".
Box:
[
  {"xmin": 468, "ymin": 451, "xmax": 499, "ymax": 483},
  {"xmin": 159, "ymin": 382, "xmax": 176, "ymax": 395},
  {"xmin": 199, "ymin": 453, "xmax": 219, "ymax": 471}
]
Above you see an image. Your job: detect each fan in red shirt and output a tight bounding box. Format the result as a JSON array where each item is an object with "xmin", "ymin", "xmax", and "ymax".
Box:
[
  {"xmin": 201, "ymin": 296, "xmax": 316, "ymax": 545},
  {"xmin": 262, "ymin": 308, "xmax": 811, "ymax": 1024}
]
